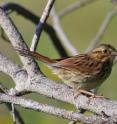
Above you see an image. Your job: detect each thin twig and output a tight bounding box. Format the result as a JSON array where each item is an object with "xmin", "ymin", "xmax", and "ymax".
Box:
[
  {"xmin": 1, "ymin": 2, "xmax": 68, "ymax": 57},
  {"xmin": 0, "ymin": 82, "xmax": 24, "ymax": 124},
  {"xmin": 6, "ymin": 104, "xmax": 25, "ymax": 124},
  {"xmin": 59, "ymin": 0, "xmax": 97, "ymax": 18},
  {"xmin": 0, "ymin": 82, "xmax": 16, "ymax": 124},
  {"xmin": 11, "ymin": 104, "xmax": 16, "ymax": 124},
  {"xmin": 30, "ymin": 0, "xmax": 55, "ymax": 51},
  {"xmin": 51, "ymin": 6, "xmax": 78, "ymax": 55},
  {"xmin": 86, "ymin": 7, "xmax": 117, "ymax": 52}
]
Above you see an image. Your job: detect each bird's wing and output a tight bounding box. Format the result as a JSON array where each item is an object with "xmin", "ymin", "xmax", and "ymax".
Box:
[
  {"xmin": 52, "ymin": 54, "xmax": 102, "ymax": 75},
  {"xmin": 16, "ymin": 48, "xmax": 103, "ymax": 75}
]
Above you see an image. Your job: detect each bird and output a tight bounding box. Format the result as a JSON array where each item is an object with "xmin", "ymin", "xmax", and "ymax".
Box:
[{"xmin": 16, "ymin": 44, "xmax": 117, "ymax": 97}]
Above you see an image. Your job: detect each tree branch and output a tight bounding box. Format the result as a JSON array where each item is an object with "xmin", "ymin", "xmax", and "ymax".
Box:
[
  {"xmin": 0, "ymin": 7, "xmax": 41, "ymax": 76},
  {"xmin": 0, "ymin": 52, "xmax": 27, "ymax": 86},
  {"xmin": 0, "ymin": 82, "xmax": 24, "ymax": 124},
  {"xmin": 25, "ymin": 77, "xmax": 117, "ymax": 118},
  {"xmin": 51, "ymin": 6, "xmax": 78, "ymax": 55},
  {"xmin": 30, "ymin": 0, "xmax": 55, "ymax": 51},
  {"xmin": 59, "ymin": 0, "xmax": 97, "ymax": 18},
  {"xmin": 1, "ymin": 2, "xmax": 68, "ymax": 57},
  {"xmin": 0, "ymin": 93, "xmax": 116, "ymax": 124}
]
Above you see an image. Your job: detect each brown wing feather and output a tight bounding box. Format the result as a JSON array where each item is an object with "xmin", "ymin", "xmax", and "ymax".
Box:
[{"xmin": 52, "ymin": 54, "xmax": 103, "ymax": 74}]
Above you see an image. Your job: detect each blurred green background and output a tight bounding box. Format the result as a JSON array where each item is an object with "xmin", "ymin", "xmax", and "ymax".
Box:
[{"xmin": 0, "ymin": 0, "xmax": 117, "ymax": 123}]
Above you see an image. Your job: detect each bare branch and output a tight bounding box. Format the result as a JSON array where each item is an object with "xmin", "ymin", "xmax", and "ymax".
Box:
[
  {"xmin": 86, "ymin": 7, "xmax": 117, "ymax": 52},
  {"xmin": 1, "ymin": 2, "xmax": 68, "ymax": 57},
  {"xmin": 0, "ymin": 93, "xmax": 115, "ymax": 124},
  {"xmin": 0, "ymin": 53, "xmax": 27, "ymax": 86},
  {"xmin": 0, "ymin": 7, "xmax": 41, "ymax": 76},
  {"xmin": 26, "ymin": 77, "xmax": 117, "ymax": 118},
  {"xmin": 59, "ymin": 0, "xmax": 97, "ymax": 18},
  {"xmin": 30, "ymin": 0, "xmax": 55, "ymax": 51},
  {"xmin": 51, "ymin": 7, "xmax": 78, "ymax": 55}
]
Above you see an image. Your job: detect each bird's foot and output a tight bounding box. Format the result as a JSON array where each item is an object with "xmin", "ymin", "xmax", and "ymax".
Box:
[
  {"xmin": 74, "ymin": 88, "xmax": 104, "ymax": 103},
  {"xmin": 87, "ymin": 93, "xmax": 104, "ymax": 104}
]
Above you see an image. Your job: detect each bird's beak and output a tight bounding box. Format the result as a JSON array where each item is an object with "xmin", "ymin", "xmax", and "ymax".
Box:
[{"xmin": 112, "ymin": 51, "xmax": 117, "ymax": 56}]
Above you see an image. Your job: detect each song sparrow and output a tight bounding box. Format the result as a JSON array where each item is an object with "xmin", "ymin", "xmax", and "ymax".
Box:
[{"xmin": 17, "ymin": 44, "xmax": 117, "ymax": 96}]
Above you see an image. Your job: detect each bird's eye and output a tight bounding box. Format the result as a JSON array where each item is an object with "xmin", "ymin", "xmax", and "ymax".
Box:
[{"xmin": 103, "ymin": 49, "xmax": 108, "ymax": 53}]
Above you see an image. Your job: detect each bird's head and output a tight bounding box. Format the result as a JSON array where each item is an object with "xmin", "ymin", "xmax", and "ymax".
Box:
[{"xmin": 90, "ymin": 44, "xmax": 117, "ymax": 62}]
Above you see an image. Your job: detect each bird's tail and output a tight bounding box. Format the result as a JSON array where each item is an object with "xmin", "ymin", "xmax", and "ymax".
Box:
[{"xmin": 15, "ymin": 47, "xmax": 56, "ymax": 64}]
